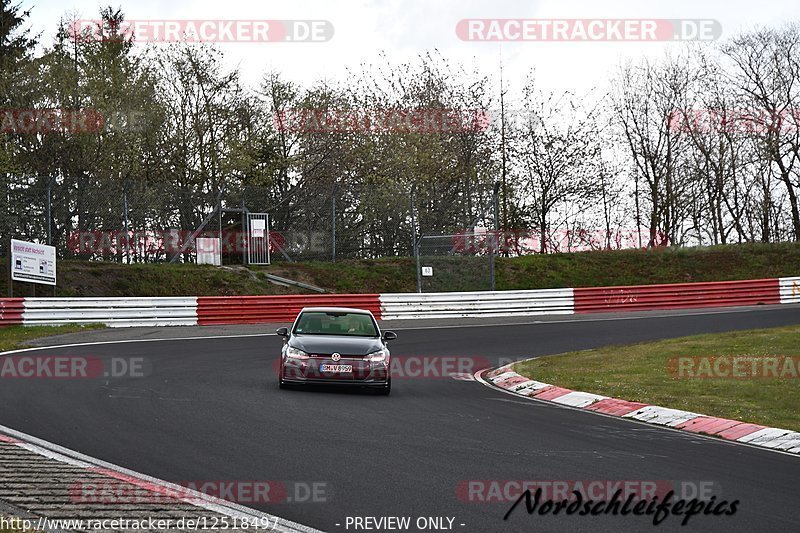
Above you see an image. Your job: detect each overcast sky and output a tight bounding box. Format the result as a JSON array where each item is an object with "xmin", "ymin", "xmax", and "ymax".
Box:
[{"xmin": 23, "ymin": 0, "xmax": 798, "ymax": 95}]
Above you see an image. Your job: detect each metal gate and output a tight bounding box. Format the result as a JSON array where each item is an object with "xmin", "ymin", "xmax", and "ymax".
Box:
[{"xmin": 246, "ymin": 213, "xmax": 270, "ymax": 265}]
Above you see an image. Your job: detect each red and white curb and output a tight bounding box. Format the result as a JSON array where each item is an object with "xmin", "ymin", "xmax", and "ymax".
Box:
[{"xmin": 480, "ymin": 365, "xmax": 800, "ymax": 456}]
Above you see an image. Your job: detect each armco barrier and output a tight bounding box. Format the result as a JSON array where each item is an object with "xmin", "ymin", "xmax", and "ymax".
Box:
[
  {"xmin": 779, "ymin": 276, "xmax": 800, "ymax": 304},
  {"xmin": 21, "ymin": 297, "xmax": 198, "ymax": 327},
  {"xmin": 0, "ymin": 299, "xmax": 25, "ymax": 326},
  {"xmin": 573, "ymin": 278, "xmax": 780, "ymax": 313},
  {"xmin": 379, "ymin": 289, "xmax": 574, "ymax": 319},
  {"xmin": 197, "ymin": 294, "xmax": 382, "ymax": 325},
  {"xmin": 0, "ymin": 276, "xmax": 797, "ymax": 328}
]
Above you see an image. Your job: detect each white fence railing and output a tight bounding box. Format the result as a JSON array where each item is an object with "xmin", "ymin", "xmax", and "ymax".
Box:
[
  {"xmin": 379, "ymin": 289, "xmax": 574, "ymax": 320},
  {"xmin": 22, "ymin": 297, "xmax": 198, "ymax": 327},
  {"xmin": 779, "ymin": 276, "xmax": 800, "ymax": 304},
  {"xmin": 0, "ymin": 277, "xmax": 797, "ymax": 328}
]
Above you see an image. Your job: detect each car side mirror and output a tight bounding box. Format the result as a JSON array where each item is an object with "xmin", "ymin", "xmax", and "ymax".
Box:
[
  {"xmin": 276, "ymin": 327, "xmax": 289, "ymax": 338},
  {"xmin": 382, "ymin": 331, "xmax": 397, "ymax": 342}
]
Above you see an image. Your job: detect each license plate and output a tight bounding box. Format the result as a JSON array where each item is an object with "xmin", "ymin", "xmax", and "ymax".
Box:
[{"xmin": 320, "ymin": 364, "xmax": 353, "ymax": 373}]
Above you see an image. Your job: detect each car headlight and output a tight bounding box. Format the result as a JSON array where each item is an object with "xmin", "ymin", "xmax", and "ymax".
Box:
[
  {"xmin": 285, "ymin": 346, "xmax": 310, "ymax": 360},
  {"xmin": 365, "ymin": 349, "xmax": 388, "ymax": 363}
]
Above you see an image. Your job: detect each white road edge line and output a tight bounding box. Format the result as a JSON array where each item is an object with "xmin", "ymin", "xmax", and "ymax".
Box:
[
  {"xmin": 0, "ymin": 423, "xmax": 323, "ymax": 533},
  {"xmin": 0, "ymin": 333, "xmax": 276, "ymax": 355},
  {"xmin": 472, "ymin": 368, "xmax": 800, "ymax": 460},
  {"xmin": 390, "ymin": 305, "xmax": 792, "ymax": 330}
]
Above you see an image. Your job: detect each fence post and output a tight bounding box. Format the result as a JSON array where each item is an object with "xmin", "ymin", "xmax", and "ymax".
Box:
[
  {"xmin": 411, "ymin": 186, "xmax": 421, "ymax": 293},
  {"xmin": 218, "ymin": 192, "xmax": 223, "ymax": 264},
  {"xmin": 241, "ymin": 196, "xmax": 246, "ymax": 266},
  {"xmin": 46, "ymin": 177, "xmax": 53, "ymax": 246},
  {"xmin": 7, "ymin": 238, "xmax": 12, "ymax": 297},
  {"xmin": 490, "ymin": 181, "xmax": 500, "ymax": 291},
  {"xmin": 123, "ymin": 182, "xmax": 130, "ymax": 264},
  {"xmin": 331, "ymin": 187, "xmax": 336, "ymax": 263}
]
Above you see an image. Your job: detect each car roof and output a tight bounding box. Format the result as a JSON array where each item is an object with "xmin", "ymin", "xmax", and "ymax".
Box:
[{"xmin": 299, "ymin": 307, "xmax": 374, "ymax": 315}]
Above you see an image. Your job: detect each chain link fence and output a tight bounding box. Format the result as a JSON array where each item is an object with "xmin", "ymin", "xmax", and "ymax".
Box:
[
  {"xmin": 2, "ymin": 173, "xmax": 516, "ymax": 294},
  {"xmin": 4, "ymin": 176, "xmax": 661, "ymax": 294},
  {"xmin": 417, "ymin": 233, "xmax": 494, "ymax": 292},
  {"xmin": 0, "ymin": 176, "xmax": 375, "ymax": 264},
  {"xmin": 1, "ymin": 175, "xmax": 501, "ymax": 266}
]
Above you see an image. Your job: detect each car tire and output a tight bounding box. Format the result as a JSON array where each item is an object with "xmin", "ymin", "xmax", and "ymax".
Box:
[{"xmin": 378, "ymin": 378, "xmax": 391, "ymax": 396}]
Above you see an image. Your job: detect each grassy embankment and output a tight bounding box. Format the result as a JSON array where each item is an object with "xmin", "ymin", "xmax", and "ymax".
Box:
[
  {"xmin": 1, "ymin": 241, "xmax": 798, "ymax": 297},
  {"xmin": 514, "ymin": 325, "xmax": 800, "ymax": 432}
]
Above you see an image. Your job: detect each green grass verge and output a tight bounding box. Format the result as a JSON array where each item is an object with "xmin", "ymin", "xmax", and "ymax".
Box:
[
  {"xmin": 513, "ymin": 325, "xmax": 800, "ymax": 432},
  {"xmin": 496, "ymin": 241, "xmax": 800, "ymax": 290},
  {"xmin": 1, "ymin": 241, "xmax": 799, "ymax": 296},
  {"xmin": 0, "ymin": 324, "xmax": 104, "ymax": 353}
]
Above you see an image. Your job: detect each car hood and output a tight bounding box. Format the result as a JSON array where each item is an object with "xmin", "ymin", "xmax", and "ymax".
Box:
[{"xmin": 290, "ymin": 334, "xmax": 383, "ymax": 356}]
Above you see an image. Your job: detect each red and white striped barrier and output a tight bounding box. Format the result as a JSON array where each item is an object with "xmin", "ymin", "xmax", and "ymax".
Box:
[
  {"xmin": 0, "ymin": 275, "xmax": 797, "ymax": 327},
  {"xmin": 484, "ymin": 365, "xmax": 800, "ymax": 455},
  {"xmin": 573, "ymin": 278, "xmax": 780, "ymax": 312},
  {"xmin": 0, "ymin": 298, "xmax": 24, "ymax": 325},
  {"xmin": 196, "ymin": 294, "xmax": 381, "ymax": 325}
]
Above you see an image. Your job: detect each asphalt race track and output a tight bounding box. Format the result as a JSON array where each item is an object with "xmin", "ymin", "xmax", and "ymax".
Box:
[{"xmin": 2, "ymin": 307, "xmax": 800, "ymax": 532}]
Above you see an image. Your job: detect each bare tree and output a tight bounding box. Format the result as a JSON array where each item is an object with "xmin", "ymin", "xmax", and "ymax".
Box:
[
  {"xmin": 723, "ymin": 24, "xmax": 800, "ymax": 241},
  {"xmin": 612, "ymin": 55, "xmax": 695, "ymax": 246},
  {"xmin": 515, "ymin": 77, "xmax": 602, "ymax": 253}
]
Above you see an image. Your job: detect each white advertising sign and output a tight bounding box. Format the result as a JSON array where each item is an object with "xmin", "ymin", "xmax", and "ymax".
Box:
[
  {"xmin": 251, "ymin": 218, "xmax": 266, "ymax": 238},
  {"xmin": 11, "ymin": 239, "xmax": 56, "ymax": 285},
  {"xmin": 196, "ymin": 237, "xmax": 221, "ymax": 266}
]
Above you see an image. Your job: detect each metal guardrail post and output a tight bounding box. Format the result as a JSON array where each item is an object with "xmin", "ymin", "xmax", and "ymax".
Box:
[
  {"xmin": 7, "ymin": 238, "xmax": 12, "ymax": 297},
  {"xmin": 490, "ymin": 181, "xmax": 500, "ymax": 291},
  {"xmin": 332, "ymin": 186, "xmax": 337, "ymax": 263},
  {"xmin": 411, "ymin": 186, "xmax": 421, "ymax": 293}
]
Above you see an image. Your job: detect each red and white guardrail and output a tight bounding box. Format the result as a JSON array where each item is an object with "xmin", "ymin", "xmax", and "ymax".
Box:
[{"xmin": 0, "ymin": 276, "xmax": 798, "ymax": 327}]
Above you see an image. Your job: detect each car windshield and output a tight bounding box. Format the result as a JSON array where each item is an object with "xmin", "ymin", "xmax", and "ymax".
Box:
[{"xmin": 294, "ymin": 312, "xmax": 378, "ymax": 337}]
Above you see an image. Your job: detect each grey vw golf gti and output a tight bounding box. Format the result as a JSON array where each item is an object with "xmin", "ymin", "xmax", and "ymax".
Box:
[{"xmin": 277, "ymin": 307, "xmax": 397, "ymax": 395}]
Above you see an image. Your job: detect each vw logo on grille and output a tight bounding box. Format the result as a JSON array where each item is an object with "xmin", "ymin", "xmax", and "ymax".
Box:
[{"xmin": 331, "ymin": 353, "xmax": 341, "ymax": 361}]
